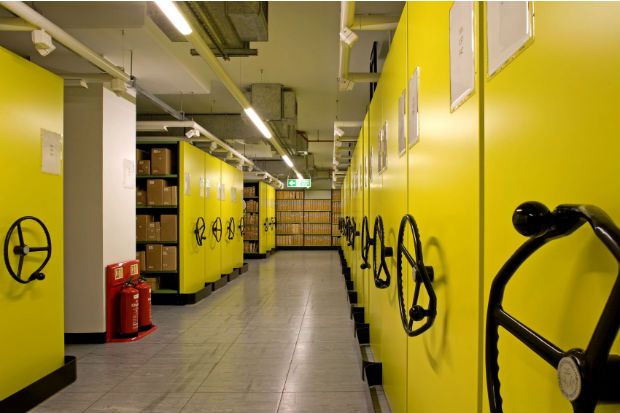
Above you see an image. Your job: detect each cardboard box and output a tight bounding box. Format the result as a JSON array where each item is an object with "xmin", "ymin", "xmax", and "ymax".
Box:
[
  {"xmin": 137, "ymin": 160, "xmax": 150, "ymax": 175},
  {"xmin": 145, "ymin": 277, "xmax": 160, "ymax": 291},
  {"xmin": 146, "ymin": 244, "xmax": 163, "ymax": 271},
  {"xmin": 136, "ymin": 251, "xmax": 146, "ymax": 272},
  {"xmin": 160, "ymin": 215, "xmax": 178, "ymax": 242},
  {"xmin": 163, "ymin": 186, "xmax": 178, "ymax": 206},
  {"xmin": 136, "ymin": 215, "xmax": 153, "ymax": 242},
  {"xmin": 147, "ymin": 179, "xmax": 166, "ymax": 206},
  {"xmin": 136, "ymin": 189, "xmax": 146, "ymax": 206},
  {"xmin": 146, "ymin": 222, "xmax": 161, "ymax": 241},
  {"xmin": 136, "ymin": 149, "xmax": 148, "ymax": 162},
  {"xmin": 151, "ymin": 148, "xmax": 172, "ymax": 175},
  {"xmin": 162, "ymin": 246, "xmax": 177, "ymax": 271}
]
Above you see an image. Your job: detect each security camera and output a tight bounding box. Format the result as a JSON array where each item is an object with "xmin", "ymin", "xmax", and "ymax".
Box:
[
  {"xmin": 32, "ymin": 29, "xmax": 55, "ymax": 56},
  {"xmin": 185, "ymin": 129, "xmax": 200, "ymax": 139},
  {"xmin": 339, "ymin": 27, "xmax": 358, "ymax": 47}
]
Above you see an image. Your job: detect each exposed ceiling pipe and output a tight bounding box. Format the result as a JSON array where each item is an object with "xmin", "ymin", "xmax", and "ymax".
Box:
[
  {"xmin": 133, "ymin": 83, "xmax": 185, "ymax": 121},
  {"xmin": 136, "ymin": 120, "xmax": 254, "ymax": 167},
  {"xmin": 175, "ymin": 2, "xmax": 303, "ymax": 177},
  {"xmin": 0, "ymin": 1, "xmax": 131, "ymax": 83},
  {"xmin": 351, "ymin": 15, "xmax": 399, "ymax": 31},
  {"xmin": 0, "ymin": 16, "xmax": 35, "ymax": 31}
]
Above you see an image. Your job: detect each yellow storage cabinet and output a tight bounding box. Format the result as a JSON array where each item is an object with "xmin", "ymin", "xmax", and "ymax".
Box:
[
  {"xmin": 267, "ymin": 184, "xmax": 276, "ymax": 251},
  {"xmin": 0, "ymin": 46, "xmax": 69, "ymax": 404},
  {"xmin": 258, "ymin": 181, "xmax": 270, "ymax": 255},
  {"xmin": 360, "ymin": 113, "xmax": 372, "ymax": 320},
  {"xmin": 405, "ymin": 2, "xmax": 482, "ymax": 412},
  {"xmin": 350, "ymin": 130, "xmax": 364, "ymax": 303},
  {"xmin": 369, "ymin": 8, "xmax": 410, "ymax": 413},
  {"xmin": 204, "ymin": 151, "xmax": 222, "ymax": 284},
  {"xmin": 231, "ymin": 164, "xmax": 244, "ymax": 270},
  {"xmin": 179, "ymin": 142, "xmax": 206, "ymax": 294},
  {"xmin": 220, "ymin": 161, "xmax": 239, "ymax": 276},
  {"xmin": 482, "ymin": 3, "xmax": 620, "ymax": 411}
]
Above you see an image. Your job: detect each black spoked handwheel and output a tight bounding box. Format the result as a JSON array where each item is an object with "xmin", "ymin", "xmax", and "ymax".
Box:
[
  {"xmin": 212, "ymin": 217, "xmax": 222, "ymax": 243},
  {"xmin": 486, "ymin": 202, "xmax": 620, "ymax": 413},
  {"xmin": 238, "ymin": 217, "xmax": 245, "ymax": 237},
  {"xmin": 226, "ymin": 217, "xmax": 235, "ymax": 240},
  {"xmin": 195, "ymin": 217, "xmax": 207, "ymax": 246},
  {"xmin": 372, "ymin": 215, "xmax": 393, "ymax": 288},
  {"xmin": 264, "ymin": 217, "xmax": 269, "ymax": 233},
  {"xmin": 270, "ymin": 217, "xmax": 276, "ymax": 231},
  {"xmin": 345, "ymin": 216, "xmax": 351, "ymax": 240},
  {"xmin": 396, "ymin": 214, "xmax": 436, "ymax": 337},
  {"xmin": 339, "ymin": 217, "xmax": 345, "ymax": 234},
  {"xmin": 348, "ymin": 218, "xmax": 359, "ymax": 249},
  {"xmin": 3, "ymin": 216, "xmax": 52, "ymax": 284},
  {"xmin": 360, "ymin": 216, "xmax": 374, "ymax": 270}
]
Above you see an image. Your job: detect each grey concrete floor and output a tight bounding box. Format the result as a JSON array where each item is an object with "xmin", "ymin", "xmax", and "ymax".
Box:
[{"xmin": 31, "ymin": 250, "xmax": 372, "ymax": 413}]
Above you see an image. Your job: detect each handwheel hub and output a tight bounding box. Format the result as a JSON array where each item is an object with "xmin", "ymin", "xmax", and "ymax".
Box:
[
  {"xmin": 557, "ymin": 356, "xmax": 581, "ymax": 402},
  {"xmin": 15, "ymin": 245, "xmax": 30, "ymax": 255}
]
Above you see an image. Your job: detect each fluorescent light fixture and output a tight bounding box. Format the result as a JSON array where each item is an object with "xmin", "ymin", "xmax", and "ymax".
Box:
[
  {"xmin": 282, "ymin": 155, "xmax": 294, "ymax": 168},
  {"xmin": 334, "ymin": 127, "xmax": 345, "ymax": 137},
  {"xmin": 154, "ymin": 0, "xmax": 192, "ymax": 35},
  {"xmin": 244, "ymin": 107, "xmax": 272, "ymax": 139}
]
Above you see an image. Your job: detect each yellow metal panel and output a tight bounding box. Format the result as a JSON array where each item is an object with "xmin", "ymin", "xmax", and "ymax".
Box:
[
  {"xmin": 351, "ymin": 126, "xmax": 364, "ymax": 307},
  {"xmin": 406, "ymin": 2, "xmax": 481, "ymax": 411},
  {"xmin": 267, "ymin": 185, "xmax": 276, "ymax": 250},
  {"xmin": 232, "ymin": 166, "xmax": 244, "ymax": 269},
  {"xmin": 360, "ymin": 113, "xmax": 372, "ymax": 320},
  {"xmin": 483, "ymin": 3, "xmax": 620, "ymax": 411},
  {"xmin": 371, "ymin": 8, "xmax": 409, "ymax": 413},
  {"xmin": 179, "ymin": 142, "xmax": 206, "ymax": 294},
  {"xmin": 204, "ymin": 152, "xmax": 221, "ymax": 283},
  {"xmin": 0, "ymin": 46, "xmax": 64, "ymax": 400},
  {"xmin": 259, "ymin": 182, "xmax": 268, "ymax": 254},
  {"xmin": 220, "ymin": 161, "xmax": 236, "ymax": 275}
]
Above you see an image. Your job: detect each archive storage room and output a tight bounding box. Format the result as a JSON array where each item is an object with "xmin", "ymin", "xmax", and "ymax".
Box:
[{"xmin": 0, "ymin": 1, "xmax": 618, "ymax": 413}]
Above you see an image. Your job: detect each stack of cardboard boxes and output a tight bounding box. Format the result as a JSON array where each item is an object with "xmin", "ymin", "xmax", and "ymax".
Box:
[
  {"xmin": 136, "ymin": 147, "xmax": 178, "ymax": 206},
  {"xmin": 136, "ymin": 214, "xmax": 178, "ymax": 291}
]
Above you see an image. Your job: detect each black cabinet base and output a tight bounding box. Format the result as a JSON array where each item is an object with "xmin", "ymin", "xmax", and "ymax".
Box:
[
  {"xmin": 355, "ymin": 323, "xmax": 370, "ymax": 345},
  {"xmin": 64, "ymin": 332, "xmax": 106, "ymax": 344},
  {"xmin": 362, "ymin": 360, "xmax": 383, "ymax": 386},
  {"xmin": 348, "ymin": 290, "xmax": 357, "ymax": 304},
  {"xmin": 244, "ymin": 253, "xmax": 267, "ymax": 259},
  {"xmin": 212, "ymin": 276, "xmax": 228, "ymax": 291},
  {"xmin": 0, "ymin": 356, "xmax": 77, "ymax": 413},
  {"xmin": 239, "ymin": 262, "xmax": 249, "ymax": 273},
  {"xmin": 225, "ymin": 268, "xmax": 240, "ymax": 282},
  {"xmin": 152, "ymin": 285, "xmax": 211, "ymax": 305},
  {"xmin": 351, "ymin": 305, "xmax": 365, "ymax": 324}
]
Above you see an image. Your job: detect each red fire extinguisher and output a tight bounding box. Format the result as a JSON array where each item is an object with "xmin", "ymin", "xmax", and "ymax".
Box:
[
  {"xmin": 119, "ymin": 277, "xmax": 139, "ymax": 337},
  {"xmin": 135, "ymin": 276, "xmax": 152, "ymax": 331}
]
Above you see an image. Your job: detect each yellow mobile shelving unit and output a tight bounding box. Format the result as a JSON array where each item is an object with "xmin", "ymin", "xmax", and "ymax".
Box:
[
  {"xmin": 0, "ymin": 45, "xmax": 75, "ymax": 411},
  {"xmin": 243, "ymin": 181, "xmax": 276, "ymax": 258}
]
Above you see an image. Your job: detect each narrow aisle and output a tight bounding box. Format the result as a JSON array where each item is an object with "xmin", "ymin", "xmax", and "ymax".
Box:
[{"xmin": 32, "ymin": 251, "xmax": 371, "ymax": 413}]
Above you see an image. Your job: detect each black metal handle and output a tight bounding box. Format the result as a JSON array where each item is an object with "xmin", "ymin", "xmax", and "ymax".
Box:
[
  {"xmin": 3, "ymin": 216, "xmax": 52, "ymax": 284},
  {"xmin": 348, "ymin": 217, "xmax": 359, "ymax": 249},
  {"xmin": 212, "ymin": 217, "xmax": 222, "ymax": 243},
  {"xmin": 195, "ymin": 217, "xmax": 206, "ymax": 246},
  {"xmin": 372, "ymin": 215, "xmax": 392, "ymax": 288},
  {"xmin": 238, "ymin": 217, "xmax": 245, "ymax": 237},
  {"xmin": 360, "ymin": 216, "xmax": 373, "ymax": 270},
  {"xmin": 227, "ymin": 217, "xmax": 235, "ymax": 240},
  {"xmin": 264, "ymin": 217, "xmax": 269, "ymax": 232},
  {"xmin": 396, "ymin": 214, "xmax": 436, "ymax": 337},
  {"xmin": 344, "ymin": 216, "xmax": 351, "ymax": 239},
  {"xmin": 270, "ymin": 217, "xmax": 276, "ymax": 231},
  {"xmin": 339, "ymin": 217, "xmax": 345, "ymax": 235},
  {"xmin": 486, "ymin": 201, "xmax": 620, "ymax": 413}
]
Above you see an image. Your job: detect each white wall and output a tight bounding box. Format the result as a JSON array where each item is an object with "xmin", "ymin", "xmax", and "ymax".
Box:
[
  {"xmin": 64, "ymin": 84, "xmax": 136, "ymax": 334},
  {"xmin": 102, "ymin": 88, "xmax": 136, "ymax": 270}
]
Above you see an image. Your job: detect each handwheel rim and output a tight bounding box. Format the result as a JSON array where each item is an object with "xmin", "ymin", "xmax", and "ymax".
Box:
[
  {"xmin": 372, "ymin": 215, "xmax": 390, "ymax": 289},
  {"xmin": 3, "ymin": 216, "xmax": 52, "ymax": 284}
]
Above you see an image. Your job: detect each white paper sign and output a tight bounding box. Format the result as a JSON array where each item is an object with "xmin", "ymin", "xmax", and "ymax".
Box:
[
  {"xmin": 408, "ymin": 67, "xmax": 420, "ymax": 148},
  {"xmin": 369, "ymin": 146, "xmax": 373, "ymax": 183},
  {"xmin": 205, "ymin": 178, "xmax": 210, "ymax": 199},
  {"xmin": 184, "ymin": 172, "xmax": 191, "ymax": 195},
  {"xmin": 221, "ymin": 183, "xmax": 226, "ymax": 201},
  {"xmin": 41, "ymin": 129, "xmax": 62, "ymax": 175},
  {"xmin": 487, "ymin": 1, "xmax": 532, "ymax": 77},
  {"xmin": 381, "ymin": 121, "xmax": 388, "ymax": 173},
  {"xmin": 398, "ymin": 90, "xmax": 406, "ymax": 156},
  {"xmin": 449, "ymin": 1, "xmax": 475, "ymax": 111},
  {"xmin": 231, "ymin": 187, "xmax": 236, "ymax": 202},
  {"xmin": 123, "ymin": 159, "xmax": 135, "ymax": 189},
  {"xmin": 217, "ymin": 183, "xmax": 221, "ymax": 200},
  {"xmin": 200, "ymin": 177, "xmax": 205, "ymax": 198}
]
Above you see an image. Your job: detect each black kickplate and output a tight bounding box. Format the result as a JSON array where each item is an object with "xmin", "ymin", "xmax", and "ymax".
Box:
[
  {"xmin": 212, "ymin": 276, "xmax": 228, "ymax": 291},
  {"xmin": 181, "ymin": 285, "xmax": 212, "ymax": 304},
  {"xmin": 348, "ymin": 290, "xmax": 357, "ymax": 304},
  {"xmin": 228, "ymin": 271, "xmax": 240, "ymax": 281},
  {"xmin": 244, "ymin": 253, "xmax": 267, "ymax": 259},
  {"xmin": 64, "ymin": 332, "xmax": 106, "ymax": 344},
  {"xmin": 343, "ymin": 267, "xmax": 351, "ymax": 281},
  {"xmin": 355, "ymin": 323, "xmax": 369, "ymax": 344},
  {"xmin": 362, "ymin": 360, "xmax": 382, "ymax": 386},
  {"xmin": 345, "ymin": 280, "xmax": 354, "ymax": 290},
  {"xmin": 0, "ymin": 356, "xmax": 76, "ymax": 413},
  {"xmin": 240, "ymin": 262, "xmax": 249, "ymax": 273},
  {"xmin": 350, "ymin": 305, "xmax": 365, "ymax": 323}
]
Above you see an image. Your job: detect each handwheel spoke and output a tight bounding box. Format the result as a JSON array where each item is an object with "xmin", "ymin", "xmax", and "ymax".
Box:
[
  {"xmin": 17, "ymin": 223, "xmax": 24, "ymax": 246},
  {"xmin": 401, "ymin": 244, "xmax": 416, "ymax": 267},
  {"xmin": 412, "ymin": 280, "xmax": 421, "ymax": 305},
  {"xmin": 496, "ymin": 308, "xmax": 564, "ymax": 368},
  {"xmin": 17, "ymin": 255, "xmax": 24, "ymax": 276},
  {"xmin": 28, "ymin": 246, "xmax": 50, "ymax": 252}
]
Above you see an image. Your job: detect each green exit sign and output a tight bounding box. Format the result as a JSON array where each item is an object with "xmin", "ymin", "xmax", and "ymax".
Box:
[{"xmin": 287, "ymin": 178, "xmax": 311, "ymax": 188}]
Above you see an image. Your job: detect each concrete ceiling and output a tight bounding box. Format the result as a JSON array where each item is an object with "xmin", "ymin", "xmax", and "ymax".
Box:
[{"xmin": 0, "ymin": 1, "xmax": 404, "ymax": 175}]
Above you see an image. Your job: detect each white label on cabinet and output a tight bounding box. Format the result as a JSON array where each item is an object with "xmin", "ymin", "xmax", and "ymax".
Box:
[
  {"xmin": 398, "ymin": 90, "xmax": 406, "ymax": 156},
  {"xmin": 221, "ymin": 183, "xmax": 226, "ymax": 201},
  {"xmin": 184, "ymin": 172, "xmax": 190, "ymax": 195},
  {"xmin": 205, "ymin": 179, "xmax": 210, "ymax": 199},
  {"xmin": 449, "ymin": 1, "xmax": 475, "ymax": 111},
  {"xmin": 487, "ymin": 1, "xmax": 532, "ymax": 77},
  {"xmin": 200, "ymin": 177, "xmax": 205, "ymax": 198},
  {"xmin": 41, "ymin": 129, "xmax": 62, "ymax": 175},
  {"xmin": 409, "ymin": 67, "xmax": 420, "ymax": 148},
  {"xmin": 217, "ymin": 183, "xmax": 221, "ymax": 200},
  {"xmin": 122, "ymin": 158, "xmax": 135, "ymax": 189}
]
